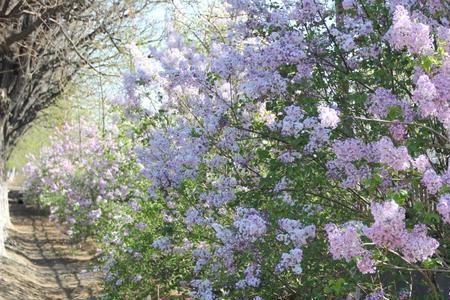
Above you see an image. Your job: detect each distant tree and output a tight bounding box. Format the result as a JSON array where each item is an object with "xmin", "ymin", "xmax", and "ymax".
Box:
[{"xmin": 0, "ymin": 0, "xmax": 164, "ymax": 255}]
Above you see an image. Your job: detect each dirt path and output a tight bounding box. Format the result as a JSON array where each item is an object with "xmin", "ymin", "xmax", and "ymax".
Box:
[{"xmin": 0, "ymin": 203, "xmax": 101, "ymax": 300}]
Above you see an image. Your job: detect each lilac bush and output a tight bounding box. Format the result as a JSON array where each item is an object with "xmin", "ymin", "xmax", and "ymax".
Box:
[
  {"xmin": 24, "ymin": 122, "xmax": 138, "ymax": 239},
  {"xmin": 25, "ymin": 0, "xmax": 450, "ymax": 299}
]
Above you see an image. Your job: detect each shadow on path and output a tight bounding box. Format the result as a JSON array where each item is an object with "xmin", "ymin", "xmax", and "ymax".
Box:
[{"xmin": 0, "ymin": 203, "xmax": 100, "ymax": 300}]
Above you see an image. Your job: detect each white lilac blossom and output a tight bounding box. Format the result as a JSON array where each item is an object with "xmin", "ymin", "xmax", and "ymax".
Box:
[
  {"xmin": 277, "ymin": 219, "xmax": 316, "ymax": 247},
  {"xmin": 318, "ymin": 105, "xmax": 340, "ymax": 129}
]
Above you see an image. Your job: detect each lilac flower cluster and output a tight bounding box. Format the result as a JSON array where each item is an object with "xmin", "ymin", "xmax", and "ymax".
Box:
[
  {"xmin": 318, "ymin": 105, "xmax": 340, "ymax": 129},
  {"xmin": 137, "ymin": 125, "xmax": 207, "ymax": 197},
  {"xmin": 364, "ymin": 201, "xmax": 406, "ymax": 249},
  {"xmin": 421, "ymin": 169, "xmax": 443, "ymax": 195},
  {"xmin": 200, "ymin": 176, "xmax": 237, "ymax": 207},
  {"xmin": 275, "ymin": 219, "xmax": 315, "ymax": 274},
  {"xmin": 327, "ymin": 136, "xmax": 411, "ymax": 188},
  {"xmin": 413, "ymin": 60, "xmax": 450, "ymax": 130},
  {"xmin": 325, "ymin": 223, "xmax": 375, "ymax": 274},
  {"xmin": 190, "ymin": 279, "xmax": 214, "ymax": 300},
  {"xmin": 185, "ymin": 207, "xmax": 205, "ymax": 227},
  {"xmin": 326, "ymin": 201, "xmax": 439, "ymax": 272},
  {"xmin": 386, "ymin": 5, "xmax": 434, "ymax": 55},
  {"xmin": 277, "ymin": 219, "xmax": 316, "ymax": 248},
  {"xmin": 233, "ymin": 208, "xmax": 267, "ymax": 243},
  {"xmin": 325, "ymin": 223, "xmax": 366, "ymax": 262},
  {"xmin": 280, "ymin": 105, "xmax": 305, "ymax": 137},
  {"xmin": 371, "ymin": 137, "xmax": 410, "ymax": 171},
  {"xmin": 364, "ymin": 201, "xmax": 438, "ymax": 262},
  {"xmin": 365, "ymin": 289, "xmax": 385, "ymax": 300},
  {"xmin": 275, "ymin": 248, "xmax": 304, "ymax": 274},
  {"xmin": 235, "ymin": 264, "xmax": 261, "ymax": 288},
  {"xmin": 272, "ymin": 105, "xmax": 330, "ymax": 153},
  {"xmin": 24, "ymin": 122, "xmax": 134, "ymax": 237},
  {"xmin": 366, "ymin": 88, "xmax": 414, "ymax": 141},
  {"xmin": 151, "ymin": 237, "xmax": 172, "ymax": 251},
  {"xmin": 437, "ymin": 194, "xmax": 450, "ymax": 224},
  {"xmin": 193, "ymin": 244, "xmax": 212, "ymax": 274}
]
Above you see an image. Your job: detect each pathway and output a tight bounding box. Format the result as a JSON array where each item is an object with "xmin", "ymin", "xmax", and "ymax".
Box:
[{"xmin": 0, "ymin": 203, "xmax": 100, "ymax": 300}]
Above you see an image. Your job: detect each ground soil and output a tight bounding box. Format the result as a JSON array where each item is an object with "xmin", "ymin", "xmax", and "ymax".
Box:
[{"xmin": 0, "ymin": 203, "xmax": 101, "ymax": 300}]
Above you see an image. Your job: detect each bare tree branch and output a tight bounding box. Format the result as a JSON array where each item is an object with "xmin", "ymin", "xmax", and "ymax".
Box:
[{"xmin": 0, "ymin": 0, "xmax": 166, "ymax": 168}]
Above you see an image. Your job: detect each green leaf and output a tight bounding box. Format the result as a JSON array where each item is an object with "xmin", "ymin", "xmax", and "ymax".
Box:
[
  {"xmin": 328, "ymin": 278, "xmax": 347, "ymax": 296},
  {"xmin": 387, "ymin": 190, "xmax": 408, "ymax": 206},
  {"xmin": 423, "ymin": 212, "xmax": 440, "ymax": 225},
  {"xmin": 387, "ymin": 106, "xmax": 403, "ymax": 121},
  {"xmin": 422, "ymin": 258, "xmax": 440, "ymax": 269}
]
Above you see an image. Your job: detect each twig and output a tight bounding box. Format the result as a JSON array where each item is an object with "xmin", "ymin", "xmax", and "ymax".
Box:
[{"xmin": 48, "ymin": 17, "xmax": 114, "ymax": 77}]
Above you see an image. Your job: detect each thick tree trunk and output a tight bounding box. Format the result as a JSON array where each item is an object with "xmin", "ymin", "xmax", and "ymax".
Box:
[{"xmin": 1, "ymin": 180, "xmax": 10, "ymax": 227}]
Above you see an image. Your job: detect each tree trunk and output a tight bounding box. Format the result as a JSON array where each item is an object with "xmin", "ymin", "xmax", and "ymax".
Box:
[
  {"xmin": 0, "ymin": 181, "xmax": 7, "ymax": 256},
  {"xmin": 0, "ymin": 119, "xmax": 10, "ymax": 257}
]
